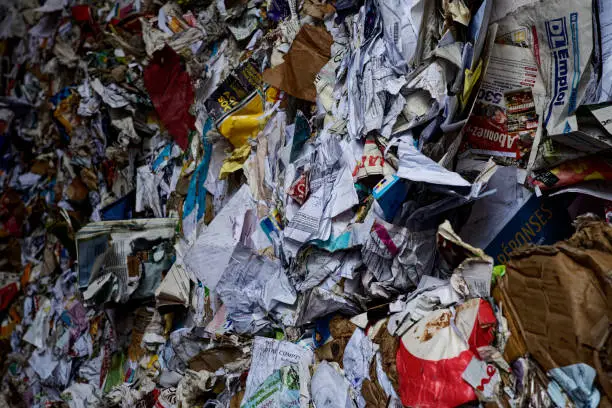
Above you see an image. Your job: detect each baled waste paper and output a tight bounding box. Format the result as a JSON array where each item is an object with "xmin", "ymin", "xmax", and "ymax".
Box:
[{"xmin": 0, "ymin": 0, "xmax": 611, "ymax": 407}]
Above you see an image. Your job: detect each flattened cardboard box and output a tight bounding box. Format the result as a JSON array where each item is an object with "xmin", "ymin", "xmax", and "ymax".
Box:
[{"xmin": 497, "ymin": 220, "xmax": 612, "ymax": 401}]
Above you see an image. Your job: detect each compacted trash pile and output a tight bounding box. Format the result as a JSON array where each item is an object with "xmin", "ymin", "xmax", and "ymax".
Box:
[{"xmin": 0, "ymin": 0, "xmax": 611, "ymax": 407}]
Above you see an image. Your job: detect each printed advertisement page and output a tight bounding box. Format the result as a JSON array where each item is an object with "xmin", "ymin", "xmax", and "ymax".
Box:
[{"xmin": 462, "ymin": 43, "xmax": 545, "ymax": 165}]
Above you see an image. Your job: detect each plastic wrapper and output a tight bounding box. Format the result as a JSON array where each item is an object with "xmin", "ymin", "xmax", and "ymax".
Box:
[
  {"xmin": 529, "ymin": 155, "xmax": 612, "ymax": 191},
  {"xmin": 205, "ymin": 58, "xmax": 267, "ymax": 148},
  {"xmin": 396, "ymin": 298, "xmax": 497, "ymax": 408}
]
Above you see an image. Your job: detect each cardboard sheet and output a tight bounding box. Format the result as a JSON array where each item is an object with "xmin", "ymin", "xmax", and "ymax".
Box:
[
  {"xmin": 498, "ymin": 220, "xmax": 612, "ymax": 400},
  {"xmin": 263, "ymin": 24, "xmax": 332, "ymax": 102}
]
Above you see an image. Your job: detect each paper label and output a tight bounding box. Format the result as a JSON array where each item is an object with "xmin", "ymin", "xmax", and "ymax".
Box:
[{"xmin": 461, "ymin": 356, "xmax": 501, "ymax": 400}]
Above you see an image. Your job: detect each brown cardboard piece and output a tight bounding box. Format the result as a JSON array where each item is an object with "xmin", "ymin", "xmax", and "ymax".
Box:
[
  {"xmin": 66, "ymin": 177, "xmax": 89, "ymax": 202},
  {"xmin": 229, "ymin": 389, "xmax": 245, "ymax": 408},
  {"xmin": 302, "ymin": 0, "xmax": 335, "ymax": 20},
  {"xmin": 361, "ymin": 320, "xmax": 401, "ymax": 407},
  {"xmin": 372, "ymin": 321, "xmax": 400, "ymax": 393},
  {"xmin": 314, "ymin": 315, "xmax": 356, "ymax": 366},
  {"xmin": 498, "ymin": 219, "xmax": 612, "ymax": 400},
  {"xmin": 188, "ymin": 346, "xmax": 244, "ymax": 372},
  {"xmin": 262, "ymin": 24, "xmax": 332, "ymax": 102},
  {"xmin": 362, "ymin": 361, "xmax": 389, "ymax": 408}
]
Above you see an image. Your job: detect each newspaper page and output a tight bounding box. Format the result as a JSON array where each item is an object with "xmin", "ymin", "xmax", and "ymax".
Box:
[
  {"xmin": 284, "ymin": 160, "xmax": 358, "ymax": 244},
  {"xmin": 283, "ymin": 179, "xmax": 329, "ymax": 243},
  {"xmin": 378, "ymin": 0, "xmax": 420, "ymax": 67},
  {"xmin": 462, "ymin": 43, "xmax": 545, "ymax": 166}
]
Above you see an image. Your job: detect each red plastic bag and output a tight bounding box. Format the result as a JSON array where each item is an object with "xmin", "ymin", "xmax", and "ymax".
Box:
[
  {"xmin": 144, "ymin": 46, "xmax": 195, "ymax": 150},
  {"xmin": 396, "ymin": 298, "xmax": 496, "ymax": 408}
]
